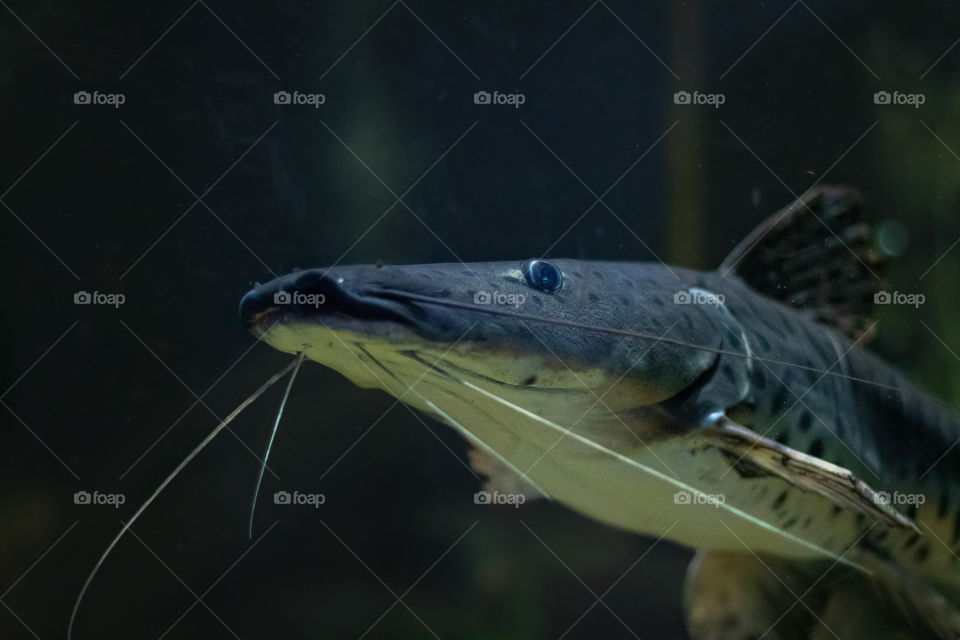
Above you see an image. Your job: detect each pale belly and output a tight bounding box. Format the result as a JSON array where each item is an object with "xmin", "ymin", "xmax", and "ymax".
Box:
[
  {"xmin": 401, "ymin": 367, "xmax": 865, "ymax": 560},
  {"xmin": 267, "ymin": 324, "xmax": 865, "ymax": 561}
]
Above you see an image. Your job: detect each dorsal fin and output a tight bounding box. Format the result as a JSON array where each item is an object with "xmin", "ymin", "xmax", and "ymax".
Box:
[{"xmin": 719, "ymin": 185, "xmax": 886, "ymax": 341}]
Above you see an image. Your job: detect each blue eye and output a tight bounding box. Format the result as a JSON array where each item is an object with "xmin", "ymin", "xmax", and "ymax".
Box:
[{"xmin": 522, "ymin": 260, "xmax": 563, "ymax": 292}]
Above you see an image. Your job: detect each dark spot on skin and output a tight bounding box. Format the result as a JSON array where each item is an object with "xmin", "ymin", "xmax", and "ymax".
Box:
[
  {"xmin": 722, "ymin": 453, "xmax": 769, "ymax": 479},
  {"xmin": 856, "ymin": 514, "xmax": 866, "ymax": 526},
  {"xmin": 771, "ymin": 388, "xmax": 789, "ymax": 411},
  {"xmin": 755, "ymin": 332, "xmax": 771, "ymax": 351},
  {"xmin": 802, "ymin": 515, "xmax": 812, "ymax": 528},
  {"xmin": 773, "ymin": 491, "xmax": 788, "ymax": 509},
  {"xmin": 522, "ymin": 375, "xmax": 537, "ymax": 386},
  {"xmin": 619, "ymin": 296, "xmax": 630, "ymax": 306},
  {"xmin": 592, "ymin": 271, "xmax": 604, "ymax": 280},
  {"xmin": 798, "ymin": 412, "xmax": 813, "ymax": 433},
  {"xmin": 809, "ymin": 439, "xmax": 824, "ymax": 458},
  {"xmin": 915, "ymin": 543, "xmax": 930, "ymax": 562},
  {"xmin": 652, "ymin": 297, "xmax": 664, "ymax": 307},
  {"xmin": 780, "ymin": 367, "xmax": 796, "ymax": 387},
  {"xmin": 774, "ymin": 432, "xmax": 789, "ymax": 446},
  {"xmin": 719, "ymin": 613, "xmax": 740, "ymax": 630},
  {"xmin": 438, "ymin": 289, "xmax": 452, "ymax": 298},
  {"xmin": 861, "ymin": 539, "xmax": 892, "ymax": 562},
  {"xmin": 719, "ymin": 364, "xmax": 737, "ymax": 385},
  {"xmin": 874, "ymin": 529, "xmax": 889, "ymax": 543},
  {"xmin": 588, "ymin": 293, "xmax": 600, "ymax": 303},
  {"xmin": 903, "ymin": 532, "xmax": 920, "ymax": 549},
  {"xmin": 831, "ymin": 505, "xmax": 843, "ymax": 516},
  {"xmin": 783, "ymin": 516, "xmax": 798, "ymax": 529}
]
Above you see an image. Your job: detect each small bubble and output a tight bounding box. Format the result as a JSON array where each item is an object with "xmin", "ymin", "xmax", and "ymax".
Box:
[{"xmin": 876, "ymin": 219, "xmax": 909, "ymax": 257}]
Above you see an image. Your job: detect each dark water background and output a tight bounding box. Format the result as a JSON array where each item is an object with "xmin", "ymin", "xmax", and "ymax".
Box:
[{"xmin": 2, "ymin": 2, "xmax": 960, "ymax": 638}]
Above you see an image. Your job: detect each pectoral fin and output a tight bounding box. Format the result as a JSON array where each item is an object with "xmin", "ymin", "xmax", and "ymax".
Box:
[
  {"xmin": 700, "ymin": 419, "xmax": 919, "ymax": 532},
  {"xmin": 467, "ymin": 446, "xmax": 543, "ymax": 501},
  {"xmin": 828, "ymin": 547, "xmax": 960, "ymax": 640},
  {"xmin": 685, "ymin": 548, "xmax": 960, "ymax": 640},
  {"xmin": 684, "ymin": 551, "xmax": 822, "ymax": 640}
]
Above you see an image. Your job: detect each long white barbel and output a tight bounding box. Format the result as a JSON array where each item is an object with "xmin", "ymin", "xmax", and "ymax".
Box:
[
  {"xmin": 68, "ymin": 353, "xmax": 305, "ymax": 639},
  {"xmin": 248, "ymin": 352, "xmax": 305, "ymax": 538}
]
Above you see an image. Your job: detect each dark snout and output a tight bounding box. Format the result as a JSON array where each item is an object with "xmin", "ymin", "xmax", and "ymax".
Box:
[{"xmin": 239, "ymin": 269, "xmax": 419, "ymax": 330}]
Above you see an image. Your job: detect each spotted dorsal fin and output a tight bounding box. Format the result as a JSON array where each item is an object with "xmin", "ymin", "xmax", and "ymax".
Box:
[{"xmin": 719, "ymin": 186, "xmax": 886, "ymax": 341}]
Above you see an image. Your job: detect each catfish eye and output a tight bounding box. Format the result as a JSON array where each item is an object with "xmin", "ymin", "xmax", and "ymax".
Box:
[{"xmin": 522, "ymin": 259, "xmax": 563, "ymax": 292}]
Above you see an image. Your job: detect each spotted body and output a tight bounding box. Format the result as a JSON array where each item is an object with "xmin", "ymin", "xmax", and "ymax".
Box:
[{"xmin": 240, "ymin": 187, "xmax": 960, "ymax": 638}]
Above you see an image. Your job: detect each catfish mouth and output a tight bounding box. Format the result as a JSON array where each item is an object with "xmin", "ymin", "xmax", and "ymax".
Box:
[{"xmin": 239, "ymin": 270, "xmax": 423, "ymax": 335}]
